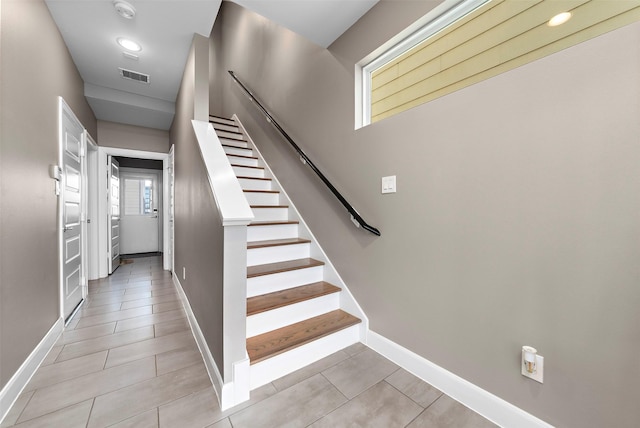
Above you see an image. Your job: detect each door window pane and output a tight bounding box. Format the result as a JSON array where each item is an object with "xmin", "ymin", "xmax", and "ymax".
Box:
[{"xmin": 124, "ymin": 178, "xmax": 153, "ymax": 215}]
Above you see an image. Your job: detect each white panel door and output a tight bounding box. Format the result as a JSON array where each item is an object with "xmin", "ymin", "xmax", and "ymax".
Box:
[
  {"xmin": 119, "ymin": 171, "xmax": 160, "ymax": 254},
  {"xmin": 61, "ymin": 103, "xmax": 84, "ymax": 320},
  {"xmin": 107, "ymin": 156, "xmax": 120, "ymax": 273}
]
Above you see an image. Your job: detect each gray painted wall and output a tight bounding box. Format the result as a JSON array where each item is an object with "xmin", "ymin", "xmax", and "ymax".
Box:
[
  {"xmin": 0, "ymin": 0, "xmax": 97, "ymax": 388},
  {"xmin": 97, "ymin": 121, "xmax": 170, "ymax": 153},
  {"xmin": 210, "ymin": 2, "xmax": 640, "ymax": 426},
  {"xmin": 170, "ymin": 40, "xmax": 225, "ymax": 374}
]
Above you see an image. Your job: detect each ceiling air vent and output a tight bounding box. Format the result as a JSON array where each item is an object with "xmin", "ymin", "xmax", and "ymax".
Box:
[{"xmin": 119, "ymin": 67, "xmax": 150, "ymax": 84}]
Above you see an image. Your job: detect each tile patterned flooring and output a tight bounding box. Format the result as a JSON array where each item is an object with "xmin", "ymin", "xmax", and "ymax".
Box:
[{"xmin": 1, "ymin": 256, "xmax": 497, "ymax": 428}]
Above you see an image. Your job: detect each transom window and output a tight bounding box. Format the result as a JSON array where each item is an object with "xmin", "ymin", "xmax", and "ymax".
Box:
[{"xmin": 357, "ymin": 0, "xmax": 640, "ymax": 128}]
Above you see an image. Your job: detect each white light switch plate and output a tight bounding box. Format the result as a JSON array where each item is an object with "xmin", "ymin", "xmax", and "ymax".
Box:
[{"xmin": 382, "ymin": 175, "xmax": 396, "ymax": 194}]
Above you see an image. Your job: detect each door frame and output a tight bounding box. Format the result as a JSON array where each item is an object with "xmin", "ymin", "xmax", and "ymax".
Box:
[
  {"xmin": 85, "ymin": 133, "xmax": 99, "ymax": 281},
  {"xmin": 95, "ymin": 147, "xmax": 170, "ymax": 278},
  {"xmin": 168, "ymin": 145, "xmax": 175, "ymax": 273},
  {"xmin": 57, "ymin": 97, "xmax": 88, "ymax": 320}
]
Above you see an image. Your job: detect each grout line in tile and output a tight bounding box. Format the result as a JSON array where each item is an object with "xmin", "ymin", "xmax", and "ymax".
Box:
[
  {"xmin": 86, "ymin": 397, "xmax": 96, "ymax": 428},
  {"xmin": 10, "ymin": 389, "xmax": 36, "ymax": 426},
  {"xmin": 381, "ymin": 376, "xmax": 435, "ymax": 410}
]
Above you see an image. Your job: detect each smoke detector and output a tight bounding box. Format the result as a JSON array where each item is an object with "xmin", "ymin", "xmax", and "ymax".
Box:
[{"xmin": 114, "ymin": 1, "xmax": 136, "ymax": 19}]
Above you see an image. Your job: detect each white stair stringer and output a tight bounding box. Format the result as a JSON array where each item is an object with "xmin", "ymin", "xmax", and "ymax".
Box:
[{"xmin": 211, "ymin": 115, "xmax": 368, "ymax": 390}]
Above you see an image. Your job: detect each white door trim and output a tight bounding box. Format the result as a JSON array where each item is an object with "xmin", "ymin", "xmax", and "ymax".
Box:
[
  {"xmin": 85, "ymin": 134, "xmax": 100, "ymax": 281},
  {"xmin": 97, "ymin": 147, "xmax": 170, "ymax": 278},
  {"xmin": 168, "ymin": 145, "xmax": 175, "ymax": 273}
]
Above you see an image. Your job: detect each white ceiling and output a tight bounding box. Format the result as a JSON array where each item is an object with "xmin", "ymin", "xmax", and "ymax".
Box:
[{"xmin": 45, "ymin": 0, "xmax": 379, "ymax": 131}]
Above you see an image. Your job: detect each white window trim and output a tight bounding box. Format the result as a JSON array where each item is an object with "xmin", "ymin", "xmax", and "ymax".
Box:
[{"xmin": 355, "ymin": 0, "xmax": 491, "ymax": 128}]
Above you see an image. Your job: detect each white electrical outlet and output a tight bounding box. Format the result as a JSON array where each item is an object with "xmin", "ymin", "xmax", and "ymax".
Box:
[
  {"xmin": 521, "ymin": 352, "xmax": 544, "ymax": 383},
  {"xmin": 381, "ymin": 175, "xmax": 396, "ymax": 194},
  {"xmin": 183, "ymin": 267, "xmax": 186, "ymax": 280}
]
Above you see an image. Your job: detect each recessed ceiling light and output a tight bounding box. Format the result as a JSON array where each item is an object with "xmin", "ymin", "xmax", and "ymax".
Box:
[
  {"xmin": 548, "ymin": 12, "xmax": 572, "ymax": 27},
  {"xmin": 114, "ymin": 1, "xmax": 136, "ymax": 19},
  {"xmin": 117, "ymin": 37, "xmax": 141, "ymax": 52}
]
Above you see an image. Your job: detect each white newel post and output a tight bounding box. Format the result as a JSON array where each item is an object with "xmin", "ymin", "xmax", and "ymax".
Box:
[{"xmin": 221, "ymin": 224, "xmax": 251, "ymax": 409}]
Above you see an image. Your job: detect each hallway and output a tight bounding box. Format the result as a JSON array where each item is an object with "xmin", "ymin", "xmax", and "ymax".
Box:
[{"xmin": 1, "ymin": 257, "xmax": 495, "ymax": 427}]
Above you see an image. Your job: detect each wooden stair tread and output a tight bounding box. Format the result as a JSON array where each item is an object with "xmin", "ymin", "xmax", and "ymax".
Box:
[
  {"xmin": 222, "ymin": 144, "xmax": 251, "ymax": 150},
  {"xmin": 247, "ymin": 282, "xmax": 341, "ymax": 316},
  {"xmin": 237, "ymin": 176, "xmax": 271, "ymax": 181},
  {"xmin": 232, "ymin": 164, "xmax": 264, "ymax": 170},
  {"xmin": 244, "ymin": 190, "xmax": 279, "ymax": 194},
  {"xmin": 214, "ymin": 128, "xmax": 243, "ymax": 135},
  {"xmin": 226, "ymin": 153, "xmax": 258, "ymax": 160},
  {"xmin": 247, "ymin": 237, "xmax": 310, "ymax": 249},
  {"xmin": 247, "ymin": 258, "xmax": 323, "ymax": 278},
  {"xmin": 219, "ymin": 137, "xmax": 249, "ymax": 143},
  {"xmin": 248, "ymin": 220, "xmax": 298, "ymax": 226},
  {"xmin": 209, "ymin": 116, "xmax": 234, "ymax": 125},
  {"xmin": 247, "ymin": 310, "xmax": 361, "ymax": 364}
]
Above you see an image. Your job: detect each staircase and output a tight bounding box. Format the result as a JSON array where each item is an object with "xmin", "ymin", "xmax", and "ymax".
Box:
[{"xmin": 210, "ymin": 115, "xmax": 363, "ymax": 389}]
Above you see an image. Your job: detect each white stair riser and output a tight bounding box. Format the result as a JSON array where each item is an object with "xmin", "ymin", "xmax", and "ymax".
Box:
[
  {"xmin": 247, "ymin": 266, "xmax": 323, "ymax": 297},
  {"xmin": 226, "ymin": 155, "xmax": 258, "ymax": 167},
  {"xmin": 244, "ymin": 192, "xmax": 279, "ymax": 205},
  {"xmin": 232, "ymin": 166, "xmax": 264, "ymax": 178},
  {"xmin": 249, "ymin": 326, "xmax": 360, "ymax": 390},
  {"xmin": 250, "ymin": 207, "xmax": 288, "ymax": 222},
  {"xmin": 247, "ymin": 223, "xmax": 298, "ymax": 241},
  {"xmin": 219, "ymin": 138, "xmax": 248, "ymax": 149},
  {"xmin": 214, "ymin": 123, "xmax": 240, "ymax": 133},
  {"xmin": 239, "ymin": 178, "xmax": 272, "ymax": 191},
  {"xmin": 247, "ymin": 243, "xmax": 310, "ymax": 266},
  {"xmin": 216, "ymin": 130, "xmax": 245, "ymax": 140},
  {"xmin": 247, "ymin": 294, "xmax": 340, "ymax": 337},
  {"xmin": 224, "ymin": 146, "xmax": 253, "ymax": 157},
  {"xmin": 210, "ymin": 117, "xmax": 235, "ymax": 126}
]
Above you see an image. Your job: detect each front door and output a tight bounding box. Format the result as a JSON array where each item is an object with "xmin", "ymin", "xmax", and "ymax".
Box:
[
  {"xmin": 107, "ymin": 156, "xmax": 121, "ymax": 273},
  {"xmin": 120, "ymin": 170, "xmax": 160, "ymax": 254},
  {"xmin": 60, "ymin": 99, "xmax": 85, "ymax": 320}
]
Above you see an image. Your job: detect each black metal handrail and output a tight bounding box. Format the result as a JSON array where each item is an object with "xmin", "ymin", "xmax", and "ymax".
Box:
[{"xmin": 228, "ymin": 70, "xmax": 381, "ymax": 236}]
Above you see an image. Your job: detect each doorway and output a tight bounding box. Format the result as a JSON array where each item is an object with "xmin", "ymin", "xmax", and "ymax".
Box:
[{"xmin": 94, "ymin": 147, "xmax": 171, "ymax": 278}]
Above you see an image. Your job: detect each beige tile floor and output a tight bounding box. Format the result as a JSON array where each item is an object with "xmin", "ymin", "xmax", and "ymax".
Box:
[{"xmin": 1, "ymin": 256, "xmax": 497, "ymax": 428}]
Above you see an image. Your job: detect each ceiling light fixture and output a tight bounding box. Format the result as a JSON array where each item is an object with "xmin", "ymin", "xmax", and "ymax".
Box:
[
  {"xmin": 117, "ymin": 37, "xmax": 141, "ymax": 52},
  {"xmin": 548, "ymin": 12, "xmax": 572, "ymax": 27},
  {"xmin": 114, "ymin": 1, "xmax": 136, "ymax": 19}
]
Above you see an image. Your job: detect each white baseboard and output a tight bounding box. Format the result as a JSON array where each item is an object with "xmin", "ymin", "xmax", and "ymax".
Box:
[
  {"xmin": 0, "ymin": 317, "xmax": 64, "ymax": 424},
  {"xmin": 366, "ymin": 331, "xmax": 553, "ymax": 428},
  {"xmin": 172, "ymin": 275, "xmax": 248, "ymax": 411}
]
